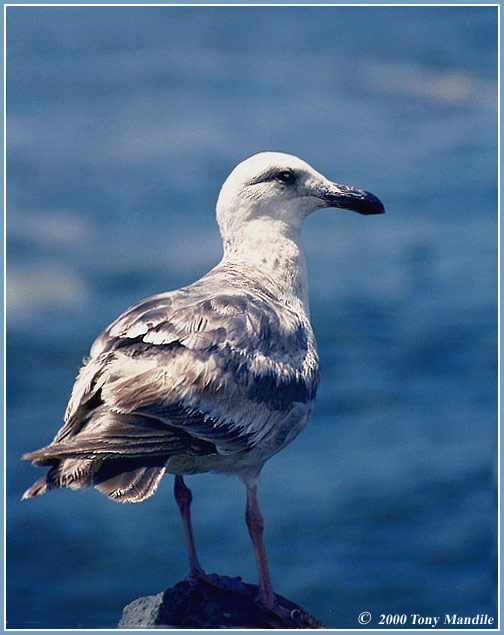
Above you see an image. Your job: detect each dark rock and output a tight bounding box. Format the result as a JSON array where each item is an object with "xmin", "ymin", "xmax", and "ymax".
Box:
[{"xmin": 119, "ymin": 575, "xmax": 324, "ymax": 629}]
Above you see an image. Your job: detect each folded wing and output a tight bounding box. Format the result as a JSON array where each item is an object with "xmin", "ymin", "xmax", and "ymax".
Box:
[{"xmin": 23, "ymin": 270, "xmax": 319, "ymax": 502}]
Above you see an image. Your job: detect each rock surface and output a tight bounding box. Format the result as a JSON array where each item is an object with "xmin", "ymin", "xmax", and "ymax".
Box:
[{"xmin": 119, "ymin": 575, "xmax": 324, "ymax": 629}]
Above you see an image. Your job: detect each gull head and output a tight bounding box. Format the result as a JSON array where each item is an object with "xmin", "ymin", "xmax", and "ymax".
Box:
[{"xmin": 216, "ymin": 152, "xmax": 385, "ymax": 242}]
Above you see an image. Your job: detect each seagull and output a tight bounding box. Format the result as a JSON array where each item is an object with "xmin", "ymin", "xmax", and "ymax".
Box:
[{"xmin": 23, "ymin": 152, "xmax": 384, "ymax": 621}]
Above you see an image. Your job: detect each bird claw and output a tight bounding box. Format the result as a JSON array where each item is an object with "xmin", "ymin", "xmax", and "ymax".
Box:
[
  {"xmin": 263, "ymin": 599, "xmax": 323, "ymax": 628},
  {"xmin": 184, "ymin": 572, "xmax": 322, "ymax": 627},
  {"xmin": 288, "ymin": 607, "xmax": 321, "ymax": 628}
]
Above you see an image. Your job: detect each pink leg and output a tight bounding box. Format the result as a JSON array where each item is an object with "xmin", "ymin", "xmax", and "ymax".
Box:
[
  {"xmin": 245, "ymin": 483, "xmax": 277, "ymax": 609},
  {"xmin": 174, "ymin": 475, "xmax": 206, "ymax": 581}
]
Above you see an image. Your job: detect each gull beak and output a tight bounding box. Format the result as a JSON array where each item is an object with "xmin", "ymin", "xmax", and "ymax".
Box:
[{"xmin": 321, "ymin": 182, "xmax": 385, "ymax": 216}]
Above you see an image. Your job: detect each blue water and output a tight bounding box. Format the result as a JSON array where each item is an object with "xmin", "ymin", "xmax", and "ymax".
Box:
[{"xmin": 6, "ymin": 6, "xmax": 498, "ymax": 630}]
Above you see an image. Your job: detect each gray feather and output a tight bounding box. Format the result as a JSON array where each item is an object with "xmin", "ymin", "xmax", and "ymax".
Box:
[{"xmin": 23, "ymin": 263, "xmax": 319, "ymax": 502}]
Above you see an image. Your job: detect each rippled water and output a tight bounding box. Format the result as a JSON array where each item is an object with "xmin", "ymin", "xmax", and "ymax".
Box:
[{"xmin": 6, "ymin": 5, "xmax": 498, "ymax": 630}]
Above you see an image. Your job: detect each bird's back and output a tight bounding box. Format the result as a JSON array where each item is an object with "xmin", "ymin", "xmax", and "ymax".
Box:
[{"xmin": 23, "ymin": 263, "xmax": 320, "ymax": 502}]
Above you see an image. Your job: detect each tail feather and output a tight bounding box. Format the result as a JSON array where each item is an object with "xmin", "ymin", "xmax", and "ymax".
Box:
[
  {"xmin": 22, "ymin": 474, "xmax": 53, "ymax": 500},
  {"xmin": 93, "ymin": 459, "xmax": 166, "ymax": 502},
  {"xmin": 22, "ymin": 455, "xmax": 167, "ymax": 503},
  {"xmin": 22, "ymin": 457, "xmax": 96, "ymax": 500},
  {"xmin": 22, "ymin": 407, "xmax": 215, "ymax": 503}
]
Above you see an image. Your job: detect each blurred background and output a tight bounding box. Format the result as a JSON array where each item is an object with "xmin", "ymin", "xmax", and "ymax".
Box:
[{"xmin": 6, "ymin": 5, "xmax": 497, "ymax": 630}]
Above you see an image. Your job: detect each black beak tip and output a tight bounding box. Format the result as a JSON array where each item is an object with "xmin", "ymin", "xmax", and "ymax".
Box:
[
  {"xmin": 324, "ymin": 185, "xmax": 385, "ymax": 216},
  {"xmin": 358, "ymin": 192, "xmax": 385, "ymax": 216}
]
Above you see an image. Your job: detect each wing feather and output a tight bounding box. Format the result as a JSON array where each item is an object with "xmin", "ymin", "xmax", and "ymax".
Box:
[{"xmin": 24, "ymin": 268, "xmax": 319, "ymax": 501}]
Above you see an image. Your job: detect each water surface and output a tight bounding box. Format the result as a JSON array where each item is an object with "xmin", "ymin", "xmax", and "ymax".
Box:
[{"xmin": 6, "ymin": 5, "xmax": 498, "ymax": 629}]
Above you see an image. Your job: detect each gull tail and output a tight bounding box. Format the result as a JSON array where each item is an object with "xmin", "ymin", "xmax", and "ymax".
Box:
[
  {"xmin": 21, "ymin": 453, "xmax": 97, "ymax": 501},
  {"xmin": 21, "ymin": 408, "xmax": 204, "ymax": 503},
  {"xmin": 21, "ymin": 474, "xmax": 53, "ymax": 500},
  {"xmin": 22, "ymin": 449, "xmax": 167, "ymax": 504},
  {"xmin": 93, "ymin": 458, "xmax": 166, "ymax": 503}
]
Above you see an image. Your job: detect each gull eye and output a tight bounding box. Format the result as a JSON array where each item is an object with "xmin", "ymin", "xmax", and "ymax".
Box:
[{"xmin": 275, "ymin": 170, "xmax": 294, "ymax": 184}]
